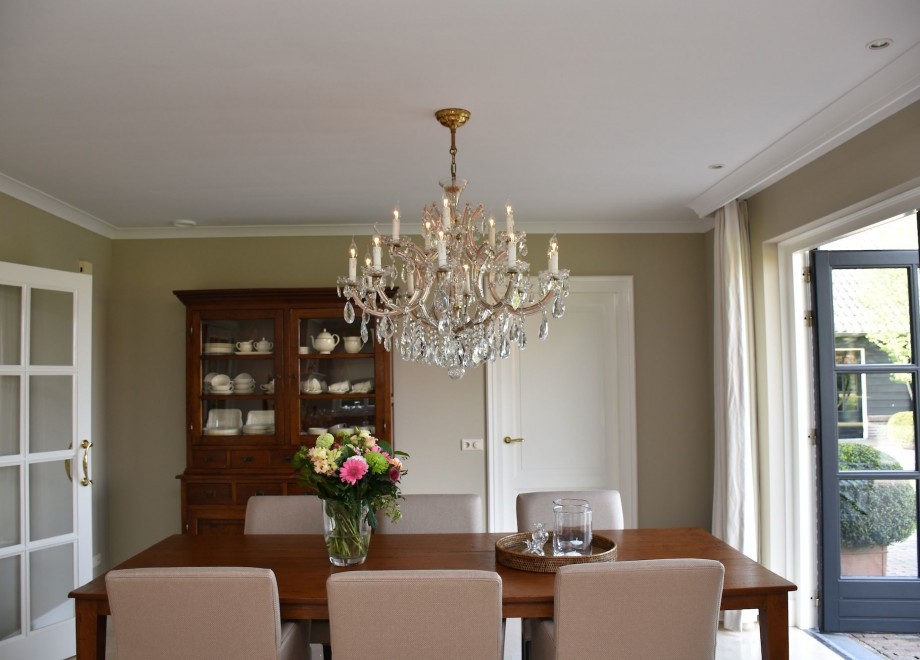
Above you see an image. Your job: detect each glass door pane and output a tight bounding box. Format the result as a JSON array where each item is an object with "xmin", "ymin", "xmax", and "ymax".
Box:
[
  {"xmin": 0, "ymin": 376, "xmax": 20, "ymax": 456},
  {"xmin": 29, "ymin": 289, "xmax": 73, "ymax": 367},
  {"xmin": 0, "ymin": 285, "xmax": 22, "ymax": 365},
  {"xmin": 28, "ymin": 376, "xmax": 72, "ymax": 455}
]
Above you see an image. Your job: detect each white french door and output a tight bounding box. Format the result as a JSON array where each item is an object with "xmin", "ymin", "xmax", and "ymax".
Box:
[{"xmin": 0, "ymin": 261, "xmax": 93, "ymax": 659}]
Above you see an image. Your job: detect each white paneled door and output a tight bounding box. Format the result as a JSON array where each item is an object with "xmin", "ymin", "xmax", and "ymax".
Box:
[
  {"xmin": 0, "ymin": 261, "xmax": 93, "ymax": 659},
  {"xmin": 486, "ymin": 276, "xmax": 638, "ymax": 532}
]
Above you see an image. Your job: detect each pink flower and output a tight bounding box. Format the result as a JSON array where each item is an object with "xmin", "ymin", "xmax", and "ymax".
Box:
[
  {"xmin": 339, "ymin": 456, "xmax": 369, "ymax": 485},
  {"xmin": 388, "ymin": 466, "xmax": 401, "ymax": 483}
]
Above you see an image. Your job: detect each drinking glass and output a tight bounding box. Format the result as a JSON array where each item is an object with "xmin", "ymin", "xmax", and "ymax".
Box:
[{"xmin": 552, "ymin": 498, "xmax": 592, "ymax": 556}]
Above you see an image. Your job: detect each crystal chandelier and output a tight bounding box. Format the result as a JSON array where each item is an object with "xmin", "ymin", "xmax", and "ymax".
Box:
[{"xmin": 337, "ymin": 108, "xmax": 570, "ymax": 379}]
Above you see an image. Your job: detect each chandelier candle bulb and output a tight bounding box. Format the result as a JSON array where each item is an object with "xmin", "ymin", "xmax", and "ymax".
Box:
[
  {"xmin": 488, "ymin": 217, "xmax": 496, "ymax": 246},
  {"xmin": 392, "ymin": 208, "xmax": 400, "ymax": 240},
  {"xmin": 407, "ymin": 270, "xmax": 415, "ymax": 295},
  {"xmin": 507, "ymin": 234, "xmax": 517, "ymax": 268},
  {"xmin": 441, "ymin": 198, "xmax": 451, "ymax": 230},
  {"xmin": 424, "ymin": 220, "xmax": 432, "ymax": 250},
  {"xmin": 437, "ymin": 231, "xmax": 447, "ymax": 267},
  {"xmin": 372, "ymin": 234, "xmax": 382, "ymax": 268},
  {"xmin": 348, "ymin": 240, "xmax": 358, "ymax": 281},
  {"xmin": 548, "ymin": 235, "xmax": 559, "ymax": 274},
  {"xmin": 506, "ymin": 204, "xmax": 514, "ymax": 233}
]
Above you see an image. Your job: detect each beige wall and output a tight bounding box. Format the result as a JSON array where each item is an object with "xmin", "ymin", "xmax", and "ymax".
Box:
[
  {"xmin": 0, "ymin": 194, "xmax": 113, "ymax": 571},
  {"xmin": 105, "ymin": 232, "xmax": 713, "ymax": 562}
]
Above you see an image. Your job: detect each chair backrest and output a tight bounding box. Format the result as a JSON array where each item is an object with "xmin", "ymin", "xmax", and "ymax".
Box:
[
  {"xmin": 376, "ymin": 493, "xmax": 484, "ymax": 533},
  {"xmin": 515, "ymin": 489, "xmax": 624, "ymax": 532},
  {"xmin": 105, "ymin": 566, "xmax": 285, "ymax": 660},
  {"xmin": 327, "ymin": 570, "xmax": 503, "ymax": 660},
  {"xmin": 552, "ymin": 559, "xmax": 724, "ymax": 659},
  {"xmin": 244, "ymin": 495, "xmax": 324, "ymax": 534}
]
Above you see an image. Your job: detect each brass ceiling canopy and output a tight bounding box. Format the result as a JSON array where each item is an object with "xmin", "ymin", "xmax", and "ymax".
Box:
[{"xmin": 434, "ymin": 108, "xmax": 471, "ymax": 130}]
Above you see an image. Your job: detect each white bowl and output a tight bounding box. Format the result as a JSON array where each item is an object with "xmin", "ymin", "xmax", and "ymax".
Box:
[
  {"xmin": 247, "ymin": 410, "xmax": 275, "ymax": 426},
  {"xmin": 233, "ymin": 372, "xmax": 253, "ymax": 381},
  {"xmin": 210, "ymin": 374, "xmax": 231, "ymax": 387},
  {"xmin": 206, "ymin": 408, "xmax": 242, "ymax": 429},
  {"xmin": 307, "ymin": 427, "xmax": 328, "ymax": 435}
]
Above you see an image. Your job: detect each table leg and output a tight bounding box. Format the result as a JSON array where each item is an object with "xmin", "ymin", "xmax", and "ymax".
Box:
[
  {"xmin": 759, "ymin": 594, "xmax": 789, "ymax": 659},
  {"xmin": 75, "ymin": 602, "xmax": 106, "ymax": 660}
]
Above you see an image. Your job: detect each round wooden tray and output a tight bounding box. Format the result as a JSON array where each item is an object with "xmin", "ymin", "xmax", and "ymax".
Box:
[{"xmin": 495, "ymin": 532, "xmax": 617, "ymax": 573}]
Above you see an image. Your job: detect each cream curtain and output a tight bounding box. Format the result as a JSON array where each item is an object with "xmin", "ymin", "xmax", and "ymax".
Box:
[{"xmin": 712, "ymin": 199, "xmax": 759, "ymax": 631}]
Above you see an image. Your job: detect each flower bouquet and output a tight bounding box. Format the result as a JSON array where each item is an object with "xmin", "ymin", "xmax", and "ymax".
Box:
[{"xmin": 292, "ymin": 428, "xmax": 408, "ymax": 565}]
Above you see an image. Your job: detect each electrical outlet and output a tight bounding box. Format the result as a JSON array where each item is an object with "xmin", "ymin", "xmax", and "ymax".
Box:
[{"xmin": 461, "ymin": 438, "xmax": 484, "ymax": 451}]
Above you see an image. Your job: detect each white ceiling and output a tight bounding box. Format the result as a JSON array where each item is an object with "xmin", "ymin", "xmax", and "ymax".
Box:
[{"xmin": 1, "ymin": 0, "xmax": 919, "ymax": 239}]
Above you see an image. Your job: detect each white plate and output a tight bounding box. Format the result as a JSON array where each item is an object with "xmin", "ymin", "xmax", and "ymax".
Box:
[
  {"xmin": 204, "ymin": 348, "xmax": 234, "ymax": 355},
  {"xmin": 204, "ymin": 428, "xmax": 242, "ymax": 435},
  {"xmin": 242, "ymin": 424, "xmax": 274, "ymax": 435},
  {"xmin": 236, "ymin": 350, "xmax": 273, "ymax": 355},
  {"xmin": 247, "ymin": 410, "xmax": 275, "ymax": 426}
]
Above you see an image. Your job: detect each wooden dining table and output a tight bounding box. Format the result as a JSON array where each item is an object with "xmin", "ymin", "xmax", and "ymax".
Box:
[{"xmin": 70, "ymin": 527, "xmax": 796, "ymax": 659}]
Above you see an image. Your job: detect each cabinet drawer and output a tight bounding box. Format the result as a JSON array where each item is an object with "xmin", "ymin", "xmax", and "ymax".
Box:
[
  {"xmin": 229, "ymin": 450, "xmax": 271, "ymax": 468},
  {"xmin": 236, "ymin": 482, "xmax": 284, "ymax": 503},
  {"xmin": 271, "ymin": 448, "xmax": 297, "ymax": 467},
  {"xmin": 192, "ymin": 449, "xmax": 229, "ymax": 468},
  {"xmin": 187, "ymin": 483, "xmax": 233, "ymax": 505}
]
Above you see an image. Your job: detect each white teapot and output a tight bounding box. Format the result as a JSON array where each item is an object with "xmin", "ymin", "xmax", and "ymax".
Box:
[
  {"xmin": 255, "ymin": 337, "xmax": 273, "ymax": 352},
  {"xmin": 311, "ymin": 329, "xmax": 340, "ymax": 354}
]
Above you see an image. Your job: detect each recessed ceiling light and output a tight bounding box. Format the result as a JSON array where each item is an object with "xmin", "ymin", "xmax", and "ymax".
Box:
[
  {"xmin": 708, "ymin": 164, "xmax": 724, "ymax": 170},
  {"xmin": 866, "ymin": 38, "xmax": 893, "ymax": 51},
  {"xmin": 173, "ymin": 219, "xmax": 197, "ymax": 228}
]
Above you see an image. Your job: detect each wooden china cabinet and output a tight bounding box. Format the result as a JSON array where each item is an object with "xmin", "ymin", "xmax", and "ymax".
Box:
[{"xmin": 174, "ymin": 288, "xmax": 393, "ymax": 535}]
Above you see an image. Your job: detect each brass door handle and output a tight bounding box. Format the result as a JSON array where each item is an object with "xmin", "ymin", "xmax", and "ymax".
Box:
[
  {"xmin": 65, "ymin": 441, "xmax": 73, "ymax": 482},
  {"xmin": 80, "ymin": 439, "xmax": 93, "ymax": 486},
  {"xmin": 503, "ymin": 436, "xmax": 524, "ymax": 444}
]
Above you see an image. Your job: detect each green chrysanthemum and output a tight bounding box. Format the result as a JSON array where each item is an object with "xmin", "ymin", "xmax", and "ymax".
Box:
[{"xmin": 364, "ymin": 451, "xmax": 389, "ymax": 475}]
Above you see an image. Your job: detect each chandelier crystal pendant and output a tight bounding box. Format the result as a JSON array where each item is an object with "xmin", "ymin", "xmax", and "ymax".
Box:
[{"xmin": 337, "ymin": 108, "xmax": 570, "ymax": 379}]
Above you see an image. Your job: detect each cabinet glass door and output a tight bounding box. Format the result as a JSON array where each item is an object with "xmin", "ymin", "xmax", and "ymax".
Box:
[
  {"xmin": 199, "ymin": 314, "xmax": 280, "ymax": 441},
  {"xmin": 297, "ymin": 317, "xmax": 378, "ymax": 440}
]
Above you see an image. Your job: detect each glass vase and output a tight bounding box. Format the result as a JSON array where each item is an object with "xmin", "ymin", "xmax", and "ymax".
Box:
[{"xmin": 322, "ymin": 499, "xmax": 371, "ymax": 566}]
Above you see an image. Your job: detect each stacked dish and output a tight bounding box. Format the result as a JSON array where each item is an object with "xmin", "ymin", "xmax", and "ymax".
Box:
[
  {"xmin": 233, "ymin": 372, "xmax": 255, "ymax": 394},
  {"xmin": 243, "ymin": 410, "xmax": 275, "ymax": 435},
  {"xmin": 205, "ymin": 409, "xmax": 242, "ymax": 435},
  {"xmin": 203, "ymin": 342, "xmax": 234, "ymax": 355}
]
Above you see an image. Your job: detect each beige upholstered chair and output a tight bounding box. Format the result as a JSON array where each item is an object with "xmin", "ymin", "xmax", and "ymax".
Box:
[
  {"xmin": 244, "ymin": 495, "xmax": 327, "ymax": 655},
  {"xmin": 244, "ymin": 494, "xmax": 324, "ymax": 534},
  {"xmin": 530, "ymin": 559, "xmax": 725, "ymax": 660},
  {"xmin": 515, "ymin": 489, "xmax": 625, "ymax": 532},
  {"xmin": 327, "ymin": 570, "xmax": 503, "ymax": 660},
  {"xmin": 376, "ymin": 493, "xmax": 485, "ymax": 534},
  {"xmin": 105, "ymin": 566, "xmax": 309, "ymax": 660}
]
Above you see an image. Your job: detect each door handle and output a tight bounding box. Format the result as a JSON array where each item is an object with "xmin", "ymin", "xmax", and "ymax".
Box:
[
  {"xmin": 503, "ymin": 436, "xmax": 524, "ymax": 444},
  {"xmin": 80, "ymin": 439, "xmax": 93, "ymax": 486}
]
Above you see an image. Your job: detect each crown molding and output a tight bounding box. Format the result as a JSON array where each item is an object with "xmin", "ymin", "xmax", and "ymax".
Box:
[
  {"xmin": 688, "ymin": 42, "xmax": 920, "ymax": 219},
  {"xmin": 112, "ymin": 217, "xmax": 714, "ymax": 240},
  {"xmin": 0, "ymin": 172, "xmax": 117, "ymax": 239}
]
